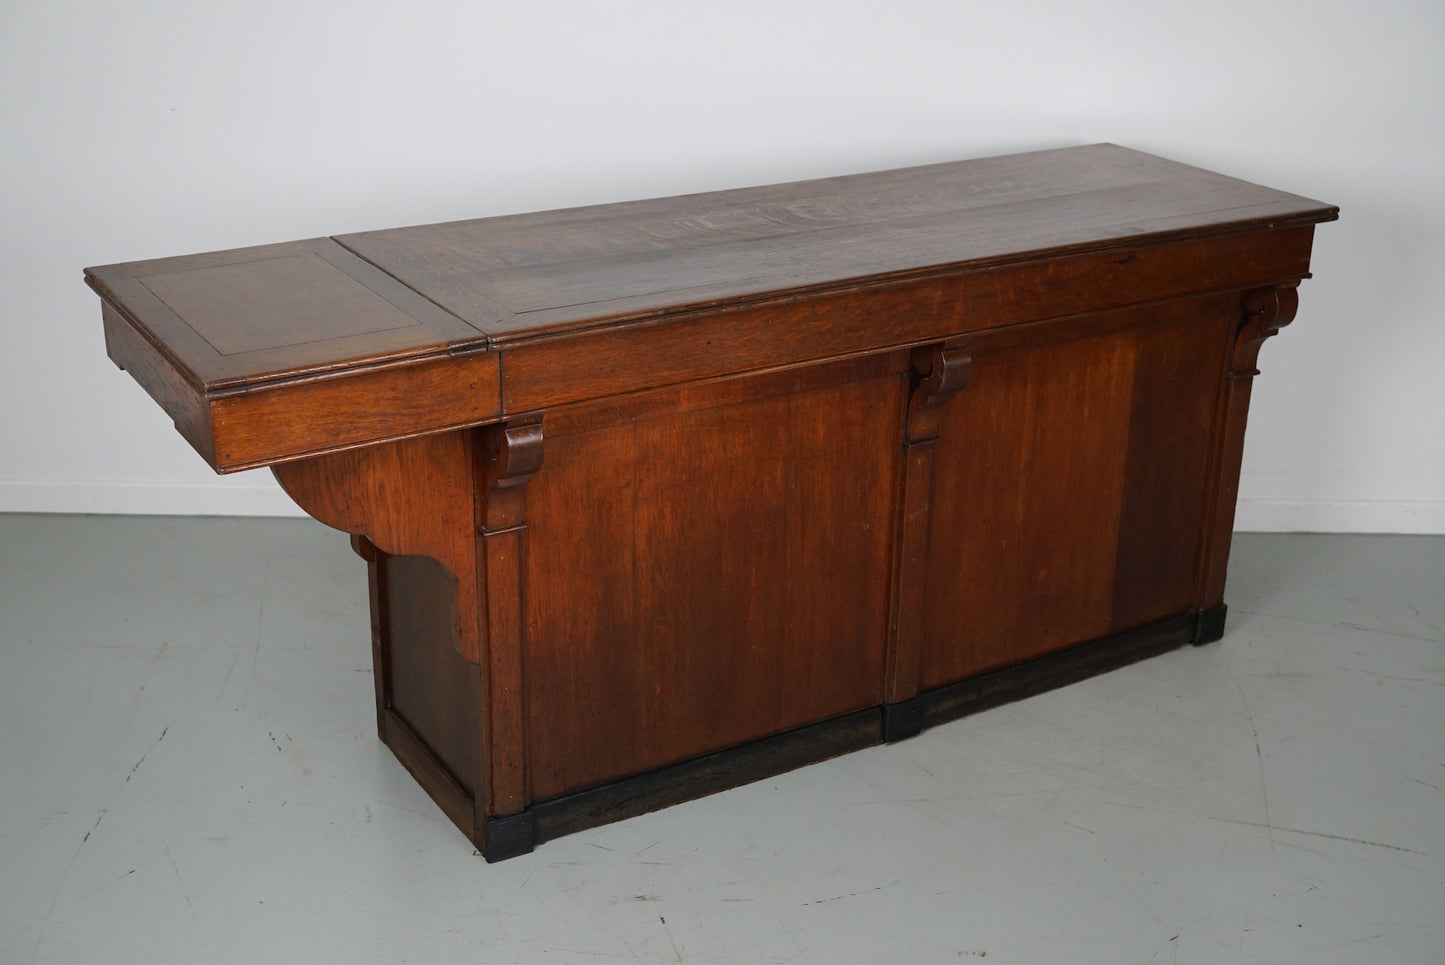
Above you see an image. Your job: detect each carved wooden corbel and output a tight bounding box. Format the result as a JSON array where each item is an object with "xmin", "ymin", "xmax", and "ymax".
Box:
[
  {"xmin": 907, "ymin": 337, "xmax": 974, "ymax": 442},
  {"xmin": 1231, "ymin": 284, "xmax": 1301, "ymax": 381}
]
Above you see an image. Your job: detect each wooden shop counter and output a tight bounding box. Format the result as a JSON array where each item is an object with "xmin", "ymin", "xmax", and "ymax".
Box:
[{"xmin": 86, "ymin": 144, "xmax": 1336, "ymax": 859}]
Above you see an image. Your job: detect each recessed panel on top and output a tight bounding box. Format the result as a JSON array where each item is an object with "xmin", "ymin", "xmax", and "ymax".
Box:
[
  {"xmin": 334, "ymin": 144, "xmax": 1334, "ymax": 340},
  {"xmin": 138, "ymin": 249, "xmax": 422, "ymax": 357}
]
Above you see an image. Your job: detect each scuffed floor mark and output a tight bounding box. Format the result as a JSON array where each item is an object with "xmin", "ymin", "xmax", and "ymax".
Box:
[
  {"xmin": 29, "ymin": 720, "xmax": 174, "ymax": 963},
  {"xmin": 659, "ymin": 915, "xmax": 684, "ymax": 962},
  {"xmin": 81, "ymin": 808, "xmax": 106, "ymax": 845},
  {"xmin": 802, "ymin": 885, "xmax": 884, "ymax": 906},
  {"xmin": 79, "ymin": 868, "xmax": 136, "ymax": 900},
  {"xmin": 124, "ymin": 724, "xmax": 171, "ymax": 783},
  {"xmin": 738, "ymin": 860, "xmax": 808, "ymax": 961},
  {"xmin": 1230, "ymin": 669, "xmax": 1274, "ymax": 848},
  {"xmin": 250, "ymin": 559, "xmax": 271, "ymax": 720},
  {"xmin": 1203, "ymin": 816, "xmax": 1436, "ymax": 858},
  {"xmin": 218, "ymin": 651, "xmax": 240, "ymax": 700},
  {"xmin": 30, "ymin": 807, "xmax": 106, "ymax": 963},
  {"xmin": 1234, "ymin": 608, "xmax": 1444, "ymax": 645}
]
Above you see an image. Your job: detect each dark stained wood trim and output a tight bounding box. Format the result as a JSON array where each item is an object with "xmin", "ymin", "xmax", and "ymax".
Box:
[
  {"xmin": 921, "ymin": 613, "xmax": 1196, "ymax": 729},
  {"xmin": 530, "ymin": 707, "xmax": 885, "ymax": 848},
  {"xmin": 473, "ymin": 608, "xmax": 1202, "ymax": 859}
]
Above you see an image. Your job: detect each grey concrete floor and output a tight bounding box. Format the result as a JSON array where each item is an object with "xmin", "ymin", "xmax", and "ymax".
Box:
[{"xmin": 1, "ymin": 515, "xmax": 1441, "ymax": 964}]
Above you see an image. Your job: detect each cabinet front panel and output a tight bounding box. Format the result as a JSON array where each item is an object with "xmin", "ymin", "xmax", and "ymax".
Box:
[
  {"xmin": 921, "ymin": 295, "xmax": 1234, "ymax": 688},
  {"xmin": 521, "ymin": 366, "xmax": 906, "ymax": 801}
]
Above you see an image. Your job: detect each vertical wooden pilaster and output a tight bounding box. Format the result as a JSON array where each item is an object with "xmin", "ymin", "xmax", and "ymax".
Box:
[
  {"xmin": 883, "ymin": 338, "xmax": 971, "ymax": 738},
  {"xmin": 476, "ymin": 415, "xmax": 544, "ymax": 857},
  {"xmin": 1194, "ymin": 285, "xmax": 1301, "ymax": 635}
]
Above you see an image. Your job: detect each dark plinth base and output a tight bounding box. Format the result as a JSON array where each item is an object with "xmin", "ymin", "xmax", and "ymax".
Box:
[
  {"xmin": 882, "ymin": 698, "xmax": 924, "ymax": 743},
  {"xmin": 467, "ymin": 608, "xmax": 1207, "ymax": 860},
  {"xmin": 483, "ymin": 811, "xmax": 536, "ymax": 863},
  {"xmin": 1191, "ymin": 603, "xmax": 1228, "ymax": 645}
]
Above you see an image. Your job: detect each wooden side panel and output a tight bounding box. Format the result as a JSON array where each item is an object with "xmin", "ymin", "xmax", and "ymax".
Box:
[
  {"xmin": 920, "ymin": 294, "xmax": 1236, "ymax": 688},
  {"xmin": 1110, "ymin": 308, "xmax": 1232, "ymax": 629},
  {"xmin": 101, "ymin": 302, "xmax": 216, "ymax": 465},
  {"xmin": 274, "ymin": 435, "xmax": 490, "ymax": 840},
  {"xmin": 382, "ymin": 554, "xmax": 481, "ymax": 798},
  {"xmin": 520, "ymin": 368, "xmax": 905, "ymax": 801}
]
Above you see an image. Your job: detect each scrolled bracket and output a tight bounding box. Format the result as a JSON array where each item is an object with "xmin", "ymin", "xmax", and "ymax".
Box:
[
  {"xmin": 907, "ymin": 337, "xmax": 973, "ymax": 443},
  {"xmin": 482, "ymin": 418, "xmax": 544, "ymax": 489},
  {"xmin": 479, "ymin": 415, "xmax": 544, "ymax": 534},
  {"xmin": 1231, "ymin": 284, "xmax": 1300, "ymax": 381}
]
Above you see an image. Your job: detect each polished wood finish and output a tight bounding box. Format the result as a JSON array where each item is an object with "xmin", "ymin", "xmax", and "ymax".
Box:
[
  {"xmin": 522, "ymin": 359, "xmax": 902, "ymax": 801},
  {"xmin": 87, "ymin": 145, "xmax": 1336, "ymax": 859}
]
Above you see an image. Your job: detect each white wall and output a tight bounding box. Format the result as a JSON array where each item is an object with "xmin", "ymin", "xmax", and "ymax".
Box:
[{"xmin": 2, "ymin": 0, "xmax": 1441, "ymax": 531}]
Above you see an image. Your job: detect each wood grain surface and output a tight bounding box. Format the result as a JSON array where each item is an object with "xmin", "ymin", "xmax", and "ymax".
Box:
[{"xmin": 87, "ymin": 145, "xmax": 1337, "ymax": 856}]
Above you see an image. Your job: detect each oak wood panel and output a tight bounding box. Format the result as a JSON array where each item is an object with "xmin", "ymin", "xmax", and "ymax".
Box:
[
  {"xmin": 1109, "ymin": 308, "xmax": 1233, "ymax": 629},
  {"xmin": 141, "ymin": 249, "xmax": 427, "ymax": 356},
  {"xmin": 100, "ymin": 302, "xmax": 216, "ymax": 465},
  {"xmin": 338, "ymin": 144, "xmax": 1333, "ymax": 341},
  {"xmin": 86, "ymin": 237, "xmax": 486, "ymax": 387},
  {"xmin": 381, "ymin": 554, "xmax": 480, "ymax": 799},
  {"xmin": 271, "ymin": 433, "xmax": 482, "ymax": 664},
  {"xmin": 208, "ymin": 352, "xmax": 500, "ymax": 471},
  {"xmin": 920, "ymin": 293, "xmax": 1245, "ymax": 688},
  {"xmin": 921, "ymin": 319, "xmax": 1138, "ymax": 687},
  {"xmin": 498, "ymin": 228, "xmax": 1315, "ymax": 413},
  {"xmin": 521, "ymin": 370, "xmax": 904, "ymax": 801},
  {"xmin": 539, "ymin": 349, "xmax": 910, "ymax": 440},
  {"xmin": 88, "ymin": 238, "xmax": 502, "ymax": 473}
]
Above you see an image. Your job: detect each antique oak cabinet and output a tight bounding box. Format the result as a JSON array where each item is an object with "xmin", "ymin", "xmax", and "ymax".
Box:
[{"xmin": 86, "ymin": 145, "xmax": 1337, "ymax": 860}]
